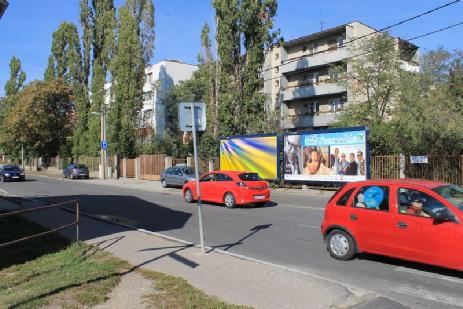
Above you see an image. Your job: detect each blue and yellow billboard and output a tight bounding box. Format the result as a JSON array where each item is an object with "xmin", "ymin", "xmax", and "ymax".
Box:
[{"xmin": 220, "ymin": 135, "xmax": 278, "ymax": 180}]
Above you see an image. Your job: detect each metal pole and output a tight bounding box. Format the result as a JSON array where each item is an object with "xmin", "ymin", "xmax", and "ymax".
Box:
[
  {"xmin": 21, "ymin": 144, "xmax": 24, "ymax": 170},
  {"xmin": 76, "ymin": 200, "xmax": 80, "ymax": 243},
  {"xmin": 103, "ymin": 109, "xmax": 107, "ymax": 180},
  {"xmin": 100, "ymin": 111, "xmax": 104, "ymax": 179},
  {"xmin": 191, "ymin": 102, "xmax": 205, "ymax": 254}
]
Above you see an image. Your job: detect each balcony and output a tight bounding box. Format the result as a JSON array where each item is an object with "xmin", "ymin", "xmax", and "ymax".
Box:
[
  {"xmin": 280, "ymin": 48, "xmax": 348, "ymax": 74},
  {"xmin": 282, "ymin": 113, "xmax": 337, "ymax": 129},
  {"xmin": 281, "ymin": 83, "xmax": 346, "ymax": 101}
]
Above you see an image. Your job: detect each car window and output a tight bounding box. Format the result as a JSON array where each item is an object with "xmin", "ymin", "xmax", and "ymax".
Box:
[
  {"xmin": 336, "ymin": 188, "xmax": 354, "ymax": 206},
  {"xmin": 398, "ymin": 188, "xmax": 451, "ymax": 218},
  {"xmin": 432, "ymin": 185, "xmax": 463, "ymax": 212},
  {"xmin": 238, "ymin": 173, "xmax": 261, "ymax": 181},
  {"xmin": 217, "ymin": 173, "xmax": 233, "ymax": 181},
  {"xmin": 4, "ymin": 165, "xmax": 20, "ymax": 171},
  {"xmin": 76, "ymin": 164, "xmax": 87, "ymax": 169},
  {"xmin": 200, "ymin": 174, "xmax": 217, "ymax": 182},
  {"xmin": 66, "ymin": 164, "xmax": 75, "ymax": 169},
  {"xmin": 352, "ymin": 186, "xmax": 389, "ymax": 211},
  {"xmin": 173, "ymin": 167, "xmax": 182, "ymax": 175},
  {"xmin": 165, "ymin": 167, "xmax": 173, "ymax": 175},
  {"xmin": 183, "ymin": 167, "xmax": 195, "ymax": 175}
]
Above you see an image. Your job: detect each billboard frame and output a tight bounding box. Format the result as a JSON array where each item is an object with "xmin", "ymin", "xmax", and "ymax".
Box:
[
  {"xmin": 219, "ymin": 133, "xmax": 281, "ymax": 181},
  {"xmin": 282, "ymin": 126, "xmax": 370, "ymax": 185}
]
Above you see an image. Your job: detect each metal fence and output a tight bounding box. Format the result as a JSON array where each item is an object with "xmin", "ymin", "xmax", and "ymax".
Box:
[
  {"xmin": 371, "ymin": 155, "xmax": 463, "ymax": 185},
  {"xmin": 0, "ymin": 199, "xmax": 80, "ymax": 248}
]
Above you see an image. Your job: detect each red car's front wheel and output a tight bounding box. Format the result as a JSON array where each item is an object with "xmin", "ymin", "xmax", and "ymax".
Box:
[{"xmin": 184, "ymin": 188, "xmax": 194, "ymax": 203}]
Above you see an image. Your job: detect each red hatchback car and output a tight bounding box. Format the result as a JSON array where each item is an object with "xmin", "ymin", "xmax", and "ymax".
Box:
[
  {"xmin": 321, "ymin": 179, "xmax": 463, "ymax": 271},
  {"xmin": 182, "ymin": 170, "xmax": 271, "ymax": 208}
]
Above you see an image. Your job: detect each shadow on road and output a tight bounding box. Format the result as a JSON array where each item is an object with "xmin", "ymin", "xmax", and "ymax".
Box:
[
  {"xmin": 357, "ymin": 253, "xmax": 463, "ymax": 279},
  {"xmin": 207, "ymin": 224, "xmax": 273, "ymax": 253}
]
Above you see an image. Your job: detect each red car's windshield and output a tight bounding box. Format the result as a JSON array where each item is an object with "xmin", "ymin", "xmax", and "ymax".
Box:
[{"xmin": 432, "ymin": 185, "xmax": 463, "ymax": 211}]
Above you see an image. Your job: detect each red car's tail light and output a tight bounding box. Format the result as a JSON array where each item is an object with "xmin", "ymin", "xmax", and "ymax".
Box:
[{"xmin": 236, "ymin": 181, "xmax": 248, "ymax": 188}]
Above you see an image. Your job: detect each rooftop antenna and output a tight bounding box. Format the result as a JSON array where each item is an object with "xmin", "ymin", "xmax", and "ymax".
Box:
[{"xmin": 320, "ymin": 7, "xmax": 324, "ymax": 31}]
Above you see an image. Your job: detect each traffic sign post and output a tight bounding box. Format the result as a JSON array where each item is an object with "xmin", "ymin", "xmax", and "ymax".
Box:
[
  {"xmin": 101, "ymin": 140, "xmax": 108, "ymax": 150},
  {"xmin": 179, "ymin": 102, "xmax": 206, "ymax": 254}
]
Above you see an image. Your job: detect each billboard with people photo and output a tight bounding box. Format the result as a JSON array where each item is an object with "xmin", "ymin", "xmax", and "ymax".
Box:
[{"xmin": 283, "ymin": 127, "xmax": 368, "ymax": 182}]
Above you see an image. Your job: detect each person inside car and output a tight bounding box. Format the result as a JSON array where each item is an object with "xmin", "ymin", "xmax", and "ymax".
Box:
[{"xmin": 407, "ymin": 198, "xmax": 430, "ymax": 217}]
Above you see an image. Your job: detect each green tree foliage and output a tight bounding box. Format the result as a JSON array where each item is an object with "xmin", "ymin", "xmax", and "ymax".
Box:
[
  {"xmin": 44, "ymin": 22, "xmax": 89, "ymax": 159},
  {"xmin": 213, "ymin": 0, "xmax": 279, "ymax": 136},
  {"xmin": 4, "ymin": 56, "xmax": 26, "ymax": 96},
  {"xmin": 332, "ymin": 33, "xmax": 402, "ymax": 154},
  {"xmin": 108, "ymin": 5, "xmax": 145, "ymax": 158},
  {"xmin": 333, "ymin": 33, "xmax": 463, "ymax": 155},
  {"xmin": 0, "ymin": 80, "xmax": 73, "ymax": 160},
  {"xmin": 87, "ymin": 0, "xmax": 116, "ymax": 156}
]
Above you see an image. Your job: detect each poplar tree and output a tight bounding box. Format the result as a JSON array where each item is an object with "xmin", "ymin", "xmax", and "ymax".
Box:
[
  {"xmin": 213, "ymin": 0, "xmax": 278, "ymax": 136},
  {"xmin": 88, "ymin": 0, "xmax": 116, "ymax": 156},
  {"xmin": 109, "ymin": 1, "xmax": 154, "ymax": 157},
  {"xmin": 44, "ymin": 22, "xmax": 89, "ymax": 159},
  {"xmin": 4, "ymin": 56, "xmax": 26, "ymax": 96}
]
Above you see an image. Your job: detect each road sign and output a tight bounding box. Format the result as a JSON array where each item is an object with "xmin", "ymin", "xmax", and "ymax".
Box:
[
  {"xmin": 101, "ymin": 140, "xmax": 108, "ymax": 150},
  {"xmin": 178, "ymin": 102, "xmax": 206, "ymax": 131},
  {"xmin": 410, "ymin": 156, "xmax": 428, "ymax": 164}
]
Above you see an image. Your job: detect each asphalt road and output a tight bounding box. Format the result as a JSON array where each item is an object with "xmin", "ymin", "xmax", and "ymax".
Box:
[{"xmin": 2, "ymin": 176, "xmax": 463, "ymax": 308}]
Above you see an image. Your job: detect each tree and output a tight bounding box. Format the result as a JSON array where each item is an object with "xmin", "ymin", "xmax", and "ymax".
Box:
[
  {"xmin": 86, "ymin": 0, "xmax": 116, "ymax": 156},
  {"xmin": 108, "ymin": 5, "xmax": 145, "ymax": 157},
  {"xmin": 44, "ymin": 22, "xmax": 89, "ymax": 159},
  {"xmin": 124, "ymin": 0, "xmax": 155, "ymax": 63},
  {"xmin": 213, "ymin": 0, "xmax": 279, "ymax": 136},
  {"xmin": 332, "ymin": 32, "xmax": 402, "ymax": 154},
  {"xmin": 0, "ymin": 80, "xmax": 73, "ymax": 160},
  {"xmin": 4, "ymin": 56, "xmax": 26, "ymax": 96}
]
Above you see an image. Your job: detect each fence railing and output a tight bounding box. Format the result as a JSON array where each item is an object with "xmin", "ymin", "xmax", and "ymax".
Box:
[
  {"xmin": 0, "ymin": 199, "xmax": 80, "ymax": 248},
  {"xmin": 371, "ymin": 155, "xmax": 463, "ymax": 186}
]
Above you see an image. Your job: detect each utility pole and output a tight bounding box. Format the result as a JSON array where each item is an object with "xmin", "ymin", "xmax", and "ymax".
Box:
[{"xmin": 21, "ymin": 144, "xmax": 24, "ymax": 170}]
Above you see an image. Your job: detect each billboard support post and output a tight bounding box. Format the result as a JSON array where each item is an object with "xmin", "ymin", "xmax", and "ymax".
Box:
[{"xmin": 190, "ymin": 102, "xmax": 205, "ymax": 254}]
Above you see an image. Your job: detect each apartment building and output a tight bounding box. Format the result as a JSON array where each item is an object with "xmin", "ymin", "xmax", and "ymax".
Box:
[
  {"xmin": 141, "ymin": 60, "xmax": 198, "ymax": 135},
  {"xmin": 263, "ymin": 21, "xmax": 420, "ymax": 130},
  {"xmin": 104, "ymin": 59, "xmax": 198, "ymax": 136}
]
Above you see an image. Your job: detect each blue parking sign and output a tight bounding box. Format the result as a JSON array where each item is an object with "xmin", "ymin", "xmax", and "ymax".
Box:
[{"xmin": 101, "ymin": 140, "xmax": 108, "ymax": 150}]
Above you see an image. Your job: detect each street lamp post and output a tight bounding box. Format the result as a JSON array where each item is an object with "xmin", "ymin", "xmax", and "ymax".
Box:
[{"xmin": 92, "ymin": 108, "xmax": 107, "ymax": 180}]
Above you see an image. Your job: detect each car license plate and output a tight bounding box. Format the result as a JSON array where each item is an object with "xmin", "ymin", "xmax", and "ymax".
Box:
[
  {"xmin": 254, "ymin": 195, "xmax": 265, "ymax": 200},
  {"xmin": 12, "ymin": 176, "xmax": 19, "ymax": 179}
]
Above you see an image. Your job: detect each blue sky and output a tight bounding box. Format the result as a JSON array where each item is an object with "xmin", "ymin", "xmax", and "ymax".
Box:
[{"xmin": 1, "ymin": 0, "xmax": 462, "ymax": 97}]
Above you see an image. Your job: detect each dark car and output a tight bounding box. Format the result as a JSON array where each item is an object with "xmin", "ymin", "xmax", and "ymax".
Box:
[
  {"xmin": 63, "ymin": 163, "xmax": 89, "ymax": 179},
  {"xmin": 0, "ymin": 164, "xmax": 25, "ymax": 182},
  {"xmin": 160, "ymin": 166, "xmax": 197, "ymax": 188}
]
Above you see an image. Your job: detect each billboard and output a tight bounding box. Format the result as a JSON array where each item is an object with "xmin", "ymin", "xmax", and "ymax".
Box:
[
  {"xmin": 283, "ymin": 127, "xmax": 368, "ymax": 182},
  {"xmin": 220, "ymin": 135, "xmax": 279, "ymax": 180}
]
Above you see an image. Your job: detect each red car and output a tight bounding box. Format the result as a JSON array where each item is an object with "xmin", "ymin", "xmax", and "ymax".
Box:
[
  {"xmin": 321, "ymin": 179, "xmax": 463, "ymax": 271},
  {"xmin": 182, "ymin": 170, "xmax": 271, "ymax": 208}
]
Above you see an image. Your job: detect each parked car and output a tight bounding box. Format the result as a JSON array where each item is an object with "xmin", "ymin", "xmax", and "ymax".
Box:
[
  {"xmin": 0, "ymin": 164, "xmax": 25, "ymax": 182},
  {"xmin": 182, "ymin": 170, "xmax": 271, "ymax": 208},
  {"xmin": 160, "ymin": 166, "xmax": 197, "ymax": 188},
  {"xmin": 321, "ymin": 179, "xmax": 463, "ymax": 271},
  {"xmin": 63, "ymin": 163, "xmax": 89, "ymax": 179}
]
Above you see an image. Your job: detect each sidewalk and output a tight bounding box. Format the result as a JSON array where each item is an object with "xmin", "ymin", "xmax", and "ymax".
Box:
[
  {"xmin": 0, "ymin": 196, "xmax": 401, "ymax": 309},
  {"xmin": 27, "ymin": 170, "xmax": 336, "ymax": 198}
]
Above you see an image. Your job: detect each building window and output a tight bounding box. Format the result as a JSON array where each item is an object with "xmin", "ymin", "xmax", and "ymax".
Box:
[
  {"xmin": 329, "ymin": 70, "xmax": 339, "ymax": 81},
  {"xmin": 337, "ymin": 36, "xmax": 344, "ymax": 48},
  {"xmin": 309, "ymin": 102, "xmax": 319, "ymax": 114},
  {"xmin": 274, "ymin": 79, "xmax": 280, "ymax": 87},
  {"xmin": 330, "ymin": 99, "xmax": 345, "ymax": 112},
  {"xmin": 143, "ymin": 91, "xmax": 153, "ymax": 101},
  {"xmin": 307, "ymin": 72, "xmax": 319, "ymax": 84},
  {"xmin": 275, "ymin": 66, "xmax": 279, "ymax": 73},
  {"xmin": 308, "ymin": 43, "xmax": 318, "ymax": 55},
  {"xmin": 274, "ymin": 53, "xmax": 279, "ymax": 60},
  {"xmin": 302, "ymin": 46, "xmax": 307, "ymax": 52},
  {"xmin": 146, "ymin": 72, "xmax": 153, "ymax": 83}
]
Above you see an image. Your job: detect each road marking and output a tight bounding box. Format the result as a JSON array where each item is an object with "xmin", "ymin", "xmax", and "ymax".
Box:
[
  {"xmin": 298, "ymin": 224, "xmax": 320, "ymax": 229},
  {"xmin": 394, "ymin": 284, "xmax": 463, "ymax": 307},
  {"xmin": 395, "ymin": 266, "xmax": 463, "ymax": 284}
]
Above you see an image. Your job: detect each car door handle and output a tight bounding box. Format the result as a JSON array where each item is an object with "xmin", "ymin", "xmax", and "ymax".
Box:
[
  {"xmin": 397, "ymin": 222, "xmax": 408, "ymax": 229},
  {"xmin": 350, "ymin": 214, "xmax": 358, "ymax": 221}
]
